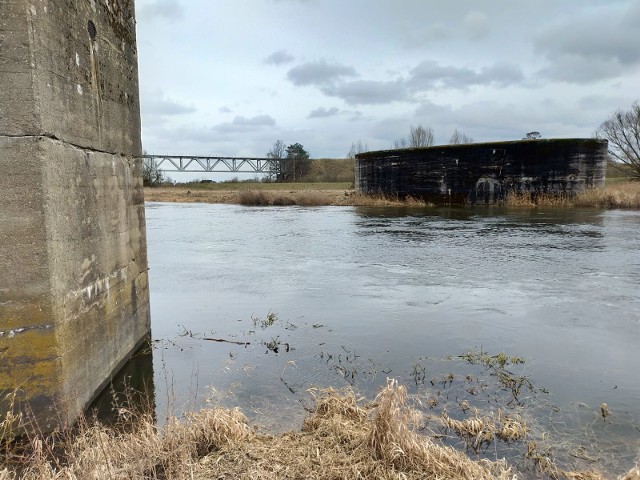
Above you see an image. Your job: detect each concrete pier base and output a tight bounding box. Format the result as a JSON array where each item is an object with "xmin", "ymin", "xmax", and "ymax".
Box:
[{"xmin": 0, "ymin": 0, "xmax": 150, "ymax": 431}]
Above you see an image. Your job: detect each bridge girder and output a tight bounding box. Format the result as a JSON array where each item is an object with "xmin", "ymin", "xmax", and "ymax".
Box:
[{"xmin": 143, "ymin": 155, "xmax": 278, "ymax": 174}]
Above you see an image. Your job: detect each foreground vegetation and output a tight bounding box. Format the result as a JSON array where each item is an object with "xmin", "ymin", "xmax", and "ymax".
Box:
[{"xmin": 3, "ymin": 380, "xmax": 638, "ymax": 479}]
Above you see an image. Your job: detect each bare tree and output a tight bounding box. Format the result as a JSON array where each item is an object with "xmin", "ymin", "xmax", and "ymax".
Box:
[
  {"xmin": 409, "ymin": 124, "xmax": 434, "ymax": 147},
  {"xmin": 347, "ymin": 139, "xmax": 369, "ymax": 158},
  {"xmin": 392, "ymin": 125, "xmax": 434, "ymax": 149},
  {"xmin": 142, "ymin": 151, "xmax": 165, "ymax": 187},
  {"xmin": 598, "ymin": 102, "xmax": 640, "ymax": 180},
  {"xmin": 266, "ymin": 140, "xmax": 286, "ymax": 181},
  {"xmin": 449, "ymin": 129, "xmax": 474, "ymax": 144},
  {"xmin": 392, "ymin": 138, "xmax": 407, "ymax": 149}
]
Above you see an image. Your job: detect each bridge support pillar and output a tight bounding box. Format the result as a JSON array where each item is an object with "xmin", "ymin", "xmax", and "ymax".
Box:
[{"xmin": 0, "ymin": 0, "xmax": 150, "ymax": 431}]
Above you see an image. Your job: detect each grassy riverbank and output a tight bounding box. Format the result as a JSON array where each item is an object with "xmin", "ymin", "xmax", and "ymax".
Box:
[
  {"xmin": 3, "ymin": 380, "xmax": 638, "ymax": 479},
  {"xmin": 144, "ymin": 181, "xmax": 640, "ymax": 208},
  {"xmin": 143, "ymin": 182, "xmax": 433, "ymax": 207}
]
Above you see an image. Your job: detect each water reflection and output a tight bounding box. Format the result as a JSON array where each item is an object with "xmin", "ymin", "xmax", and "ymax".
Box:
[{"xmin": 89, "ymin": 337, "xmax": 155, "ymax": 424}]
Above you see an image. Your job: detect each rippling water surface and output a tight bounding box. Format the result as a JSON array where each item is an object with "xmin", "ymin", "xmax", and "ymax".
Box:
[{"xmin": 134, "ymin": 203, "xmax": 639, "ymax": 475}]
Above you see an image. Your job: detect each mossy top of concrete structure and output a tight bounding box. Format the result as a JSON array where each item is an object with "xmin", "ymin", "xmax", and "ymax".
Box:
[{"xmin": 1, "ymin": 0, "xmax": 150, "ymax": 432}]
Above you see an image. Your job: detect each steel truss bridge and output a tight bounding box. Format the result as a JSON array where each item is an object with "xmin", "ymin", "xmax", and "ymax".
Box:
[{"xmin": 142, "ymin": 155, "xmax": 277, "ymax": 174}]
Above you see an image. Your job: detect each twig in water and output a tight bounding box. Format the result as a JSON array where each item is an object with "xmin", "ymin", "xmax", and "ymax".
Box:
[{"xmin": 202, "ymin": 337, "xmax": 250, "ymax": 346}]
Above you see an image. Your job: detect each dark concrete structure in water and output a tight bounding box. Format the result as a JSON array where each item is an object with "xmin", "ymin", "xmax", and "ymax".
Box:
[
  {"xmin": 355, "ymin": 139, "xmax": 608, "ymax": 205},
  {"xmin": 0, "ymin": 0, "xmax": 149, "ymax": 432}
]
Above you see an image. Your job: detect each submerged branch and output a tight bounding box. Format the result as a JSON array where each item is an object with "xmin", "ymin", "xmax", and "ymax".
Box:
[{"xmin": 202, "ymin": 337, "xmax": 250, "ymax": 346}]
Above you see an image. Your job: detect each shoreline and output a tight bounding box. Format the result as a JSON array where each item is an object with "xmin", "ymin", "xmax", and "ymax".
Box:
[
  {"xmin": 4, "ymin": 379, "xmax": 639, "ymax": 479},
  {"xmin": 144, "ymin": 182, "xmax": 640, "ymax": 209}
]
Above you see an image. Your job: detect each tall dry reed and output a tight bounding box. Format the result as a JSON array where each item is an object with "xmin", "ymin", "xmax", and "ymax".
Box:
[
  {"xmin": 505, "ymin": 182, "xmax": 640, "ymax": 209},
  {"xmin": 574, "ymin": 182, "xmax": 640, "ymax": 208},
  {"xmin": 2, "ymin": 380, "xmax": 639, "ymax": 479}
]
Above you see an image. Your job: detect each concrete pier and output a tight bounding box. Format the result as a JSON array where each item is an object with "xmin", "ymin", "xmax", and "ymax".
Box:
[
  {"xmin": 0, "ymin": 0, "xmax": 150, "ymax": 430},
  {"xmin": 355, "ymin": 139, "xmax": 608, "ymax": 205}
]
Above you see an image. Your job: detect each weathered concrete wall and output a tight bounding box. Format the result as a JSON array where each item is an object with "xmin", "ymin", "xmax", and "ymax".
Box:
[
  {"xmin": 0, "ymin": 0, "xmax": 149, "ymax": 430},
  {"xmin": 355, "ymin": 139, "xmax": 608, "ymax": 205}
]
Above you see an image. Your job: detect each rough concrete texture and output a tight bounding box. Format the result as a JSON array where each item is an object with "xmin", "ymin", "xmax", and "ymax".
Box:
[
  {"xmin": 0, "ymin": 0, "xmax": 149, "ymax": 431},
  {"xmin": 355, "ymin": 139, "xmax": 608, "ymax": 205}
]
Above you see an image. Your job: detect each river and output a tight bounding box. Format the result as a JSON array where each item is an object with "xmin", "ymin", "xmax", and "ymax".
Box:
[{"xmin": 111, "ymin": 202, "xmax": 640, "ymax": 475}]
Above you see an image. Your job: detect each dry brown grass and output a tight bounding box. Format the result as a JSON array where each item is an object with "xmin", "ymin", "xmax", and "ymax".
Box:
[
  {"xmin": 148, "ymin": 182, "xmax": 640, "ymax": 209},
  {"xmin": 2, "ymin": 381, "xmax": 510, "ymax": 479},
  {"xmin": 238, "ymin": 190, "xmax": 343, "ymax": 206},
  {"xmin": 303, "ymin": 158, "xmax": 355, "ymax": 182},
  {"xmin": 573, "ymin": 182, "xmax": 640, "ymax": 208},
  {"xmin": 2, "ymin": 380, "xmax": 639, "ymax": 479},
  {"xmin": 146, "ymin": 187, "xmax": 353, "ymax": 206},
  {"xmin": 505, "ymin": 182, "xmax": 640, "ymax": 209},
  {"xmin": 145, "ymin": 187, "xmax": 435, "ymax": 208},
  {"xmin": 620, "ymin": 467, "xmax": 640, "ymax": 480},
  {"xmin": 505, "ymin": 191, "xmax": 574, "ymax": 208},
  {"xmin": 238, "ymin": 190, "xmax": 270, "ymax": 205},
  {"xmin": 349, "ymin": 192, "xmax": 434, "ymax": 207},
  {"xmin": 439, "ymin": 408, "xmax": 527, "ymax": 453}
]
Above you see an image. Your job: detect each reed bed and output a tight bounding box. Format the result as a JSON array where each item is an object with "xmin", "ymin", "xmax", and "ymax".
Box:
[
  {"xmin": 146, "ymin": 187, "xmax": 434, "ymax": 207},
  {"xmin": 348, "ymin": 192, "xmax": 434, "ymax": 207},
  {"xmin": 573, "ymin": 182, "xmax": 640, "ymax": 208},
  {"xmin": 146, "ymin": 187, "xmax": 351, "ymax": 206},
  {"xmin": 146, "ymin": 182, "xmax": 640, "ymax": 209},
  {"xmin": 238, "ymin": 190, "xmax": 341, "ymax": 206},
  {"xmin": 505, "ymin": 182, "xmax": 640, "ymax": 208},
  {"xmin": 3, "ymin": 379, "xmax": 638, "ymax": 479}
]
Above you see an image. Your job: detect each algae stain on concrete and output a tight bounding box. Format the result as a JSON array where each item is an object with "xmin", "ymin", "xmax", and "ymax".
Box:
[{"xmin": 0, "ymin": 0, "xmax": 149, "ymax": 431}]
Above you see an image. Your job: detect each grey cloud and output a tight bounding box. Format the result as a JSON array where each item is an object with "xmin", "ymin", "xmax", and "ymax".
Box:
[
  {"xmin": 538, "ymin": 56, "xmax": 629, "ymax": 84},
  {"xmin": 411, "ymin": 98, "xmax": 601, "ymax": 142},
  {"xmin": 408, "ymin": 60, "xmax": 524, "ymax": 90},
  {"xmin": 143, "ymin": 123, "xmax": 282, "ymax": 157},
  {"xmin": 287, "ymin": 60, "xmax": 357, "ymax": 86},
  {"xmin": 402, "ymin": 23, "xmax": 453, "ymax": 46},
  {"xmin": 137, "ymin": 0, "xmax": 184, "ymax": 21},
  {"xmin": 218, "ymin": 106, "xmax": 232, "ymax": 114},
  {"xmin": 322, "ymin": 80, "xmax": 408, "ymax": 106},
  {"xmin": 535, "ymin": 3, "xmax": 640, "ymax": 83},
  {"xmin": 308, "ymin": 107, "xmax": 340, "ymax": 119},
  {"xmin": 577, "ymin": 94, "xmax": 630, "ymax": 111},
  {"xmin": 401, "ymin": 9, "xmax": 490, "ymax": 47},
  {"xmin": 463, "ymin": 11, "xmax": 490, "ymax": 40},
  {"xmin": 480, "ymin": 63, "xmax": 525, "ymax": 87},
  {"xmin": 264, "ymin": 50, "xmax": 295, "ymax": 66},
  {"xmin": 142, "ymin": 96, "xmax": 196, "ymax": 116},
  {"xmin": 230, "ymin": 115, "xmax": 276, "ymax": 126},
  {"xmin": 408, "ymin": 61, "xmax": 477, "ymax": 89},
  {"xmin": 215, "ymin": 115, "xmax": 276, "ymax": 133},
  {"xmin": 292, "ymin": 58, "xmax": 523, "ymax": 107}
]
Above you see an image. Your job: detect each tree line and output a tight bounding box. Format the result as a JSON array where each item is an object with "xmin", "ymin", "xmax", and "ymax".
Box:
[
  {"xmin": 142, "ymin": 101, "xmax": 640, "ymax": 186},
  {"xmin": 598, "ymin": 101, "xmax": 640, "ymax": 181},
  {"xmin": 391, "ymin": 125, "xmax": 474, "ymax": 149},
  {"xmin": 266, "ymin": 141, "xmax": 311, "ymax": 182}
]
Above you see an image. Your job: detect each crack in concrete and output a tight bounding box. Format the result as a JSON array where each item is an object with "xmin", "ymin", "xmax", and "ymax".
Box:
[{"xmin": 0, "ymin": 132, "xmax": 137, "ymax": 158}]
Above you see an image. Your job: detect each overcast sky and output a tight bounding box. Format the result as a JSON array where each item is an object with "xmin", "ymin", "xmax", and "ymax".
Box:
[{"xmin": 135, "ymin": 0, "xmax": 640, "ymax": 160}]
